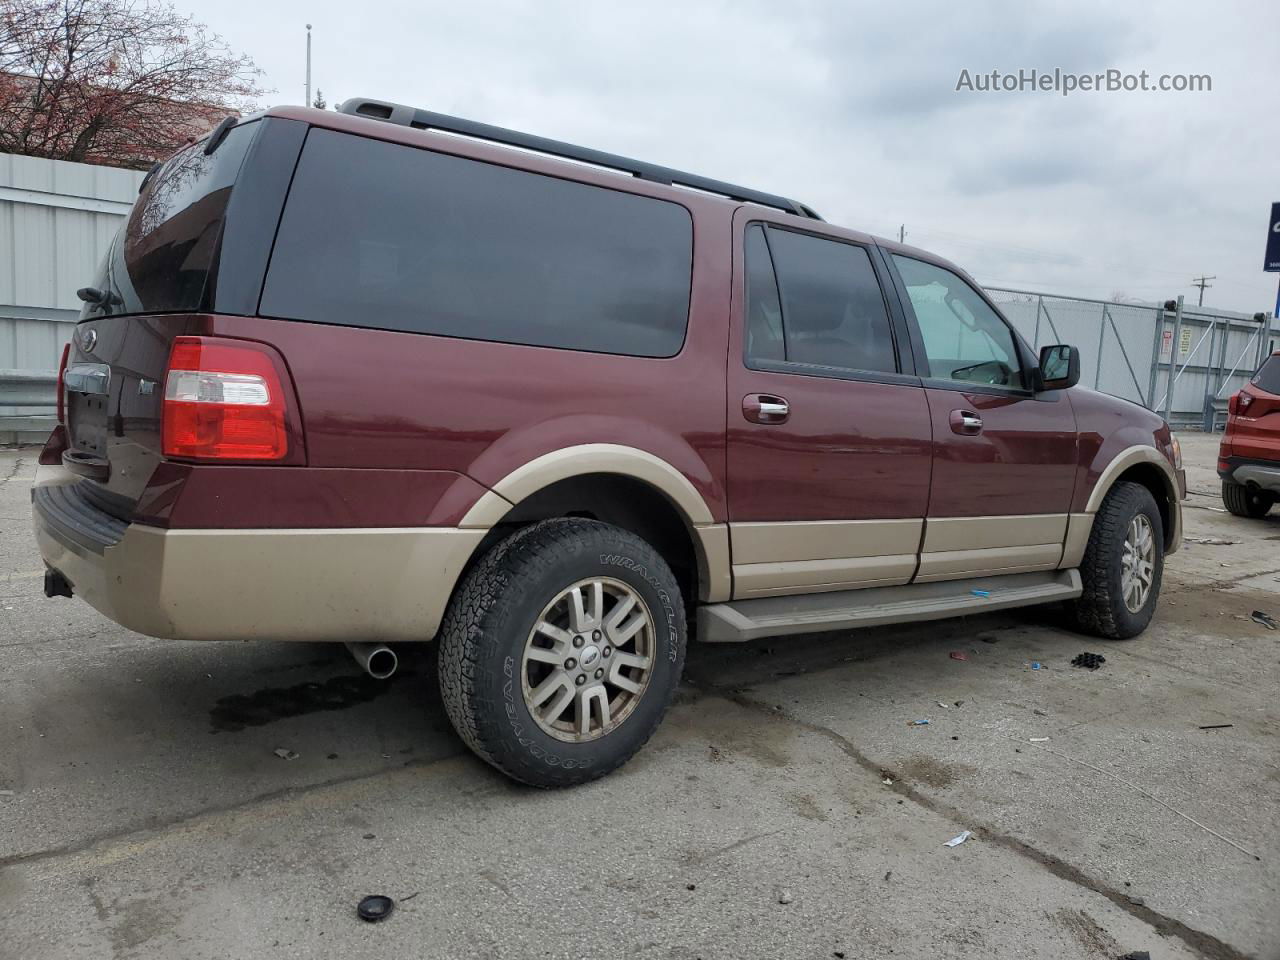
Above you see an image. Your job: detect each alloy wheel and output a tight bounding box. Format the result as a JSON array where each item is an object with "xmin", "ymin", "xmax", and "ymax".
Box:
[
  {"xmin": 520, "ymin": 577, "xmax": 655, "ymax": 742},
  {"xmin": 1120, "ymin": 514, "xmax": 1155, "ymax": 613}
]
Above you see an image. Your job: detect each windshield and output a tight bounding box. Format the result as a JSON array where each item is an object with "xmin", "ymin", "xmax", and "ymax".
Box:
[{"xmin": 80, "ymin": 120, "xmax": 259, "ymax": 320}]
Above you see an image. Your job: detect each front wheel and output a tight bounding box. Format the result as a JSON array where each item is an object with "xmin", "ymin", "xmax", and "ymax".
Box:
[
  {"xmin": 437, "ymin": 518, "xmax": 685, "ymax": 788},
  {"xmin": 1222, "ymin": 480, "xmax": 1275, "ymax": 518},
  {"xmin": 1068, "ymin": 481, "xmax": 1164, "ymax": 640}
]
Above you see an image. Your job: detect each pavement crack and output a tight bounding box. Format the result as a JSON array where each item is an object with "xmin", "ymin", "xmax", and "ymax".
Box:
[
  {"xmin": 683, "ymin": 829, "xmax": 784, "ymax": 867},
  {"xmin": 1, "ymin": 457, "xmax": 26, "ymax": 482},
  {"xmin": 0, "ymin": 749, "xmax": 467, "ymax": 872},
  {"xmin": 702, "ymin": 682, "xmax": 1254, "ymax": 960}
]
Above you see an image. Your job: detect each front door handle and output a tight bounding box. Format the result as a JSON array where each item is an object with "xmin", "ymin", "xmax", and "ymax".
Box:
[
  {"xmin": 950, "ymin": 409, "xmax": 982, "ymax": 435},
  {"xmin": 743, "ymin": 394, "xmax": 790, "ymax": 424}
]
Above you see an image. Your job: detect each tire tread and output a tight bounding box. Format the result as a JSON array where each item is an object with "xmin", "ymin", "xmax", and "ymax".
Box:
[
  {"xmin": 1069, "ymin": 481, "xmax": 1163, "ymax": 640},
  {"xmin": 1222, "ymin": 480, "xmax": 1274, "ymax": 518},
  {"xmin": 437, "ymin": 518, "xmax": 683, "ymax": 788}
]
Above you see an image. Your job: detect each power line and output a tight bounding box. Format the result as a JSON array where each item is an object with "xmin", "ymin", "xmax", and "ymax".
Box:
[{"xmin": 1190, "ymin": 274, "xmax": 1215, "ymax": 306}]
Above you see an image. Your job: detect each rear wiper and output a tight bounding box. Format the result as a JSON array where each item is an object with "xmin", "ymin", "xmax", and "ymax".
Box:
[{"xmin": 76, "ymin": 287, "xmax": 123, "ymax": 312}]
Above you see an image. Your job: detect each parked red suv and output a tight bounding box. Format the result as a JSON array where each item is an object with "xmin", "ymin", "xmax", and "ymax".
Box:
[
  {"xmin": 34, "ymin": 100, "xmax": 1185, "ymax": 787},
  {"xmin": 1219, "ymin": 351, "xmax": 1280, "ymax": 517}
]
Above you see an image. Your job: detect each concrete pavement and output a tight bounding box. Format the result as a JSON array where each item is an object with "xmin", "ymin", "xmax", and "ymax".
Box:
[{"xmin": 0, "ymin": 432, "xmax": 1276, "ymax": 959}]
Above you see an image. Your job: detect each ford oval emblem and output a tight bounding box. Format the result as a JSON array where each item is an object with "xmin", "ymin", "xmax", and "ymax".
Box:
[{"xmin": 78, "ymin": 327, "xmax": 98, "ymax": 352}]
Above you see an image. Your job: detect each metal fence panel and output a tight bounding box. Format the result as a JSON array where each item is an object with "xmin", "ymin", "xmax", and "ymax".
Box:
[
  {"xmin": 987, "ymin": 287, "xmax": 1278, "ymax": 428},
  {"xmin": 0, "ymin": 152, "xmax": 142, "ymax": 441}
]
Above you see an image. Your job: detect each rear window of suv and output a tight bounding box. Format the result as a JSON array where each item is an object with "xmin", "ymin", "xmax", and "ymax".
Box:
[
  {"xmin": 81, "ymin": 120, "xmax": 259, "ymax": 320},
  {"xmin": 259, "ymin": 129, "xmax": 694, "ymax": 357},
  {"xmin": 1252, "ymin": 355, "xmax": 1280, "ymax": 394}
]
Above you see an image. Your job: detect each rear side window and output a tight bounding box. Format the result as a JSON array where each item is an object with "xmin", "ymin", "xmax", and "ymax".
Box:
[
  {"xmin": 1252, "ymin": 355, "xmax": 1280, "ymax": 394},
  {"xmin": 744, "ymin": 224, "xmax": 898, "ymax": 375},
  {"xmin": 82, "ymin": 120, "xmax": 259, "ymax": 319},
  {"xmin": 260, "ymin": 130, "xmax": 693, "ymax": 357}
]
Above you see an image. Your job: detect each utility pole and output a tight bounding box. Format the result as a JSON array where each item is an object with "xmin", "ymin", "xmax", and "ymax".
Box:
[
  {"xmin": 898, "ymin": 224, "xmax": 906, "ymax": 243},
  {"xmin": 305, "ymin": 24, "xmax": 312, "ymax": 108},
  {"xmin": 1191, "ymin": 274, "xmax": 1215, "ymax": 306}
]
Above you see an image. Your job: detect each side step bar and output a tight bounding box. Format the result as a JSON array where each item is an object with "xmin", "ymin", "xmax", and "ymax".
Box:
[{"xmin": 696, "ymin": 569, "xmax": 1082, "ymax": 643}]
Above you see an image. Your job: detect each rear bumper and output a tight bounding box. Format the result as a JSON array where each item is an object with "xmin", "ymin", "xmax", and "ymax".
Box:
[
  {"xmin": 32, "ymin": 464, "xmax": 484, "ymax": 641},
  {"xmin": 1219, "ymin": 457, "xmax": 1280, "ymax": 496}
]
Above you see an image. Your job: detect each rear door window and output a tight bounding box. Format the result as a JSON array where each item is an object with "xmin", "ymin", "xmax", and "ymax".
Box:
[
  {"xmin": 744, "ymin": 224, "xmax": 898, "ymax": 375},
  {"xmin": 260, "ymin": 129, "xmax": 694, "ymax": 357},
  {"xmin": 82, "ymin": 120, "xmax": 259, "ymax": 319}
]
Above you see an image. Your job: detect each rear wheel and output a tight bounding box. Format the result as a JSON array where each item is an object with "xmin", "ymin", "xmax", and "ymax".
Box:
[
  {"xmin": 1068, "ymin": 482, "xmax": 1164, "ymax": 640},
  {"xmin": 1222, "ymin": 480, "xmax": 1275, "ymax": 518},
  {"xmin": 437, "ymin": 518, "xmax": 685, "ymax": 788}
]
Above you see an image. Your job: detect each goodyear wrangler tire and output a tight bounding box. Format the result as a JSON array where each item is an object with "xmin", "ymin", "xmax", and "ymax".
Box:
[
  {"xmin": 1068, "ymin": 481, "xmax": 1164, "ymax": 640},
  {"xmin": 437, "ymin": 518, "xmax": 686, "ymax": 788}
]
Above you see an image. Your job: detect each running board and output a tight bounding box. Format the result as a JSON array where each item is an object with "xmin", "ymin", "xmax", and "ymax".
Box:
[{"xmin": 696, "ymin": 569, "xmax": 1082, "ymax": 643}]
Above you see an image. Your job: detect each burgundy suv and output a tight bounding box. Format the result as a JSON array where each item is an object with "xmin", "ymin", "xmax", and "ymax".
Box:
[{"xmin": 34, "ymin": 99, "xmax": 1185, "ymax": 787}]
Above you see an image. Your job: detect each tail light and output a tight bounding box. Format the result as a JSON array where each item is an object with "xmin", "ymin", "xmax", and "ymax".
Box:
[
  {"xmin": 55, "ymin": 342, "xmax": 71, "ymax": 424},
  {"xmin": 162, "ymin": 336, "xmax": 291, "ymax": 460},
  {"xmin": 1236, "ymin": 391, "xmax": 1254, "ymax": 414}
]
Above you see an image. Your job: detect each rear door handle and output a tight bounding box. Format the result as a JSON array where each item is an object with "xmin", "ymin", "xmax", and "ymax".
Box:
[
  {"xmin": 743, "ymin": 394, "xmax": 790, "ymax": 424},
  {"xmin": 950, "ymin": 409, "xmax": 982, "ymax": 435}
]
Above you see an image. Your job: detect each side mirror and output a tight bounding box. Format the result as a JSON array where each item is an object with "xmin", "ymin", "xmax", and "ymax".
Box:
[{"xmin": 1037, "ymin": 344, "xmax": 1080, "ymax": 390}]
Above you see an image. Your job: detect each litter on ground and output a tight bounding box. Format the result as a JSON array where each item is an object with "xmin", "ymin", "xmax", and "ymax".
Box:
[
  {"xmin": 1251, "ymin": 610, "xmax": 1278, "ymax": 630},
  {"xmin": 944, "ymin": 831, "xmax": 972, "ymax": 847},
  {"xmin": 273, "ymin": 747, "xmax": 299, "ymax": 761},
  {"xmin": 949, "ymin": 651, "xmax": 968, "ymax": 661},
  {"xmin": 1071, "ymin": 652, "xmax": 1106, "ymax": 670},
  {"xmin": 356, "ymin": 895, "xmax": 395, "ymax": 922}
]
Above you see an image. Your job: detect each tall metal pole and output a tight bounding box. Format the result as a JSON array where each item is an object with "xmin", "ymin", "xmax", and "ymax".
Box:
[
  {"xmin": 305, "ymin": 24, "xmax": 313, "ymax": 107},
  {"xmin": 1163, "ymin": 295, "xmax": 1184, "ymax": 423},
  {"xmin": 1146, "ymin": 303, "xmax": 1164, "ymax": 409}
]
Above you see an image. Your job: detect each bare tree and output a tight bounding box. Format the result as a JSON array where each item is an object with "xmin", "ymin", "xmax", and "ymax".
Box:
[
  {"xmin": 312, "ymin": 88, "xmax": 325, "ymax": 110},
  {"xmin": 0, "ymin": 0, "xmax": 265, "ymax": 169}
]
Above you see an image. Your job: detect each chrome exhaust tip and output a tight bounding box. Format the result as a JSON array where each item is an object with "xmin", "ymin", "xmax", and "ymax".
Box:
[{"xmin": 345, "ymin": 642, "xmax": 398, "ymax": 680}]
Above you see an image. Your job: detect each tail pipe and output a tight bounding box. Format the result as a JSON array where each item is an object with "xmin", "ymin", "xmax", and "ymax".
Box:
[{"xmin": 345, "ymin": 642, "xmax": 398, "ymax": 680}]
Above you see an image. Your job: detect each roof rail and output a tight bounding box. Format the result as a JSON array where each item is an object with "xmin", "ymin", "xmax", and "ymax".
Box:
[{"xmin": 336, "ymin": 97, "xmax": 821, "ymax": 220}]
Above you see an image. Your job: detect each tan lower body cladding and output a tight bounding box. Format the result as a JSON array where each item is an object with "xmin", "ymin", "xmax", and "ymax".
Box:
[
  {"xmin": 729, "ymin": 514, "xmax": 1083, "ymax": 599},
  {"xmin": 34, "ymin": 516, "xmax": 486, "ymax": 642}
]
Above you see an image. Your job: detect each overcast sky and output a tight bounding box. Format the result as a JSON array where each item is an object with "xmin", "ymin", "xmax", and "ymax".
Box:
[{"xmin": 192, "ymin": 0, "xmax": 1279, "ymax": 314}]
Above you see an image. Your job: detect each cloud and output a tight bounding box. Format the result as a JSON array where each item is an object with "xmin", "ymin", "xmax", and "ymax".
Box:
[{"xmin": 195, "ymin": 0, "xmax": 1280, "ymax": 312}]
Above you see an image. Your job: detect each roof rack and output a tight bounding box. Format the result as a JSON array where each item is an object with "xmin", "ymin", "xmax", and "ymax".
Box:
[{"xmin": 336, "ymin": 97, "xmax": 822, "ymax": 220}]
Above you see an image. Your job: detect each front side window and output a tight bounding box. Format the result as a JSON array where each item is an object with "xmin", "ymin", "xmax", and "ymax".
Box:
[
  {"xmin": 893, "ymin": 255, "xmax": 1022, "ymax": 388},
  {"xmin": 744, "ymin": 224, "xmax": 898, "ymax": 375},
  {"xmin": 260, "ymin": 130, "xmax": 693, "ymax": 357}
]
